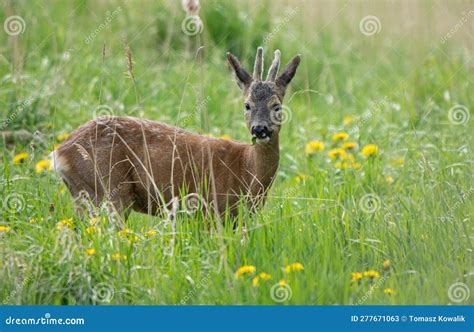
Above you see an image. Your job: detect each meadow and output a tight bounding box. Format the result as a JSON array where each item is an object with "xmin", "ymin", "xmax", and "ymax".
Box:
[{"xmin": 0, "ymin": 0, "xmax": 472, "ymax": 305}]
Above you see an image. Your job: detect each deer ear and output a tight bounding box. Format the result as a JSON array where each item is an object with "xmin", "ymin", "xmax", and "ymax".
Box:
[
  {"xmin": 227, "ymin": 52, "xmax": 252, "ymax": 90},
  {"xmin": 275, "ymin": 54, "xmax": 301, "ymax": 89}
]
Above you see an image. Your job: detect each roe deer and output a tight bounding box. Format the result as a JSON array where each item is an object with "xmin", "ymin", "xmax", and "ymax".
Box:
[{"xmin": 52, "ymin": 47, "xmax": 300, "ymax": 222}]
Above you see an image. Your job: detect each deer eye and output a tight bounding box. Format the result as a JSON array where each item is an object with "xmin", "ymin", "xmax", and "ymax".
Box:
[
  {"xmin": 274, "ymin": 105, "xmax": 281, "ymax": 112},
  {"xmin": 244, "ymin": 103, "xmax": 251, "ymax": 111}
]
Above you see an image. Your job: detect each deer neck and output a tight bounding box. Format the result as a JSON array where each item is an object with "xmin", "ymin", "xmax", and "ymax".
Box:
[{"xmin": 247, "ymin": 133, "xmax": 280, "ymax": 194}]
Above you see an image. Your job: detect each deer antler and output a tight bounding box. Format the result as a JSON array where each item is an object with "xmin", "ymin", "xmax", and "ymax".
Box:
[
  {"xmin": 53, "ymin": 47, "xmax": 301, "ymax": 225},
  {"xmin": 253, "ymin": 47, "xmax": 264, "ymax": 81},
  {"xmin": 266, "ymin": 49, "xmax": 281, "ymax": 82}
]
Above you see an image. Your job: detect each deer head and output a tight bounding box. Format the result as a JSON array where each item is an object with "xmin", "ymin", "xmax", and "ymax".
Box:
[{"xmin": 227, "ymin": 47, "xmax": 301, "ymax": 144}]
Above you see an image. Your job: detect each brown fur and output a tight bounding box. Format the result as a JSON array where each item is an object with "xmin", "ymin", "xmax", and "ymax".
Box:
[{"xmin": 54, "ymin": 48, "xmax": 300, "ymax": 221}]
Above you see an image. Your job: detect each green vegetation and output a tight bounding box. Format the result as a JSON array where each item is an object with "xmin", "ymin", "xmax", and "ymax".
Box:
[{"xmin": 0, "ymin": 0, "xmax": 472, "ymax": 305}]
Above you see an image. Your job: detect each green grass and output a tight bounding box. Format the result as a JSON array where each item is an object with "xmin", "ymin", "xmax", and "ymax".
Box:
[{"xmin": 0, "ymin": 0, "xmax": 472, "ymax": 305}]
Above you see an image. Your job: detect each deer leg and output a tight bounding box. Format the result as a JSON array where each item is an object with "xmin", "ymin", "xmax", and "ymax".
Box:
[
  {"xmin": 61, "ymin": 172, "xmax": 132, "ymax": 229},
  {"xmin": 101, "ymin": 180, "xmax": 135, "ymax": 229},
  {"xmin": 72, "ymin": 190, "xmax": 96, "ymax": 221},
  {"xmin": 60, "ymin": 172, "xmax": 98, "ymax": 223}
]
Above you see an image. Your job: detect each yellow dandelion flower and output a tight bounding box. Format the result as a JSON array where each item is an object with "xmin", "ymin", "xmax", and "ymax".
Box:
[
  {"xmin": 351, "ymin": 272, "xmax": 363, "ymax": 282},
  {"xmin": 383, "ymin": 259, "xmax": 390, "ymax": 269},
  {"xmin": 35, "ymin": 159, "xmax": 52, "ymax": 174},
  {"xmin": 342, "ymin": 142, "xmax": 356, "ymax": 150},
  {"xmin": 284, "ymin": 262, "xmax": 304, "ymax": 273},
  {"xmin": 90, "ymin": 216, "xmax": 105, "ymax": 225},
  {"xmin": 235, "ymin": 265, "xmax": 256, "ymax": 278},
  {"xmin": 332, "ymin": 132, "xmax": 349, "ymax": 142},
  {"xmin": 85, "ymin": 248, "xmax": 96, "ymax": 256},
  {"xmin": 118, "ymin": 228, "xmax": 133, "ymax": 238},
  {"xmin": 361, "ymin": 144, "xmax": 379, "ymax": 157},
  {"xmin": 295, "ymin": 174, "xmax": 308, "ymax": 183},
  {"xmin": 29, "ymin": 217, "xmax": 43, "ymax": 224},
  {"xmin": 219, "ymin": 134, "xmax": 232, "ymax": 141},
  {"xmin": 118, "ymin": 228, "xmax": 140, "ymax": 242},
  {"xmin": 385, "ymin": 176, "xmax": 394, "ymax": 184},
  {"xmin": 335, "ymin": 161, "xmax": 349, "ymax": 169},
  {"xmin": 278, "ymin": 279, "xmax": 288, "ymax": 287},
  {"xmin": 328, "ymin": 148, "xmax": 347, "ymax": 160},
  {"xmin": 384, "ymin": 288, "xmax": 394, "ymax": 295},
  {"xmin": 57, "ymin": 132, "xmax": 70, "ymax": 142},
  {"xmin": 111, "ymin": 252, "xmax": 127, "ymax": 261},
  {"xmin": 363, "ymin": 270, "xmax": 380, "ymax": 279},
  {"xmin": 390, "ymin": 158, "xmax": 405, "ymax": 166},
  {"xmin": 259, "ymin": 272, "xmax": 271, "ymax": 280},
  {"xmin": 0, "ymin": 225, "xmax": 12, "ymax": 233},
  {"xmin": 305, "ymin": 140, "xmax": 325, "ymax": 155},
  {"xmin": 335, "ymin": 154, "xmax": 360, "ymax": 170},
  {"xmin": 252, "ymin": 276, "xmax": 260, "ymax": 287},
  {"xmin": 343, "ymin": 115, "xmax": 354, "ymax": 126},
  {"xmin": 13, "ymin": 152, "xmax": 29, "ymax": 165},
  {"xmin": 251, "ymin": 273, "xmax": 271, "ymax": 287},
  {"xmin": 144, "ymin": 229, "xmax": 157, "ymax": 238},
  {"xmin": 56, "ymin": 218, "xmax": 73, "ymax": 231},
  {"xmin": 86, "ymin": 225, "xmax": 97, "ymax": 234},
  {"xmin": 342, "ymin": 153, "xmax": 355, "ymax": 161}
]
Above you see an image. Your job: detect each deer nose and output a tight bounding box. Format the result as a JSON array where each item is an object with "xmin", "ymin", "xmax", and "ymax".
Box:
[{"xmin": 251, "ymin": 125, "xmax": 271, "ymax": 139}]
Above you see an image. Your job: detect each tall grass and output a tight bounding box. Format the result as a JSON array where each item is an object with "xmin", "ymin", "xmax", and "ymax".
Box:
[{"xmin": 0, "ymin": 0, "xmax": 472, "ymax": 305}]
